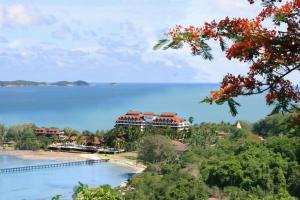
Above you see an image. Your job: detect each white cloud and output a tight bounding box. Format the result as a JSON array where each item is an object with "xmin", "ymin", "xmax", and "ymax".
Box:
[
  {"xmin": 52, "ymin": 24, "xmax": 72, "ymax": 39},
  {"xmin": 0, "ymin": 4, "xmax": 55, "ymax": 27},
  {"xmin": 0, "ymin": 0, "xmax": 298, "ymax": 83},
  {"xmin": 0, "ymin": 36, "xmax": 8, "ymax": 43}
]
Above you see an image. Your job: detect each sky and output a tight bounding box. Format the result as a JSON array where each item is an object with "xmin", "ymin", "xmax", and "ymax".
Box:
[{"xmin": 0, "ymin": 0, "xmax": 298, "ymax": 83}]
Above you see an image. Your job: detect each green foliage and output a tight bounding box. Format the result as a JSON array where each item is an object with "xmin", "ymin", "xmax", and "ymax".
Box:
[
  {"xmin": 73, "ymin": 182, "xmax": 123, "ymax": 200},
  {"xmin": 138, "ymin": 135, "xmax": 176, "ymax": 164},
  {"xmin": 227, "ymin": 98, "xmax": 240, "ymax": 116},
  {"xmin": 204, "ymin": 157, "xmax": 243, "ymax": 188},
  {"xmin": 188, "ymin": 116, "xmax": 194, "ymax": 124},
  {"xmin": 122, "ymin": 118, "xmax": 300, "ymax": 199},
  {"xmin": 0, "ymin": 124, "xmax": 6, "ymax": 142},
  {"xmin": 264, "ymin": 135, "xmax": 300, "ymax": 162},
  {"xmin": 253, "ymin": 112, "xmax": 298, "ymax": 137},
  {"xmin": 188, "ymin": 124, "xmax": 218, "ymax": 148},
  {"xmin": 0, "ymin": 123, "xmax": 59, "ymax": 150},
  {"xmin": 286, "ymin": 163, "xmax": 300, "ymax": 198},
  {"xmin": 104, "ymin": 126, "xmax": 145, "ymax": 151},
  {"xmin": 103, "ymin": 126, "xmax": 185, "ymax": 151},
  {"xmin": 51, "ymin": 195, "xmax": 62, "ymax": 200},
  {"xmin": 125, "ymin": 171, "xmax": 208, "ymax": 200},
  {"xmin": 204, "ymin": 145, "xmax": 289, "ymax": 193},
  {"xmin": 64, "ymin": 127, "xmax": 81, "ymax": 137}
]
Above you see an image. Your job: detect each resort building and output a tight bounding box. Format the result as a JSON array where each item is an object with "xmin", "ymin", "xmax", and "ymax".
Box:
[
  {"xmin": 115, "ymin": 110, "xmax": 190, "ymax": 131},
  {"xmin": 34, "ymin": 127, "xmax": 64, "ymax": 137}
]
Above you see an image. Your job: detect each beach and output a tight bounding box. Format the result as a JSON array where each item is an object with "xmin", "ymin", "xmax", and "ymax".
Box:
[{"xmin": 0, "ymin": 149, "xmax": 145, "ymax": 173}]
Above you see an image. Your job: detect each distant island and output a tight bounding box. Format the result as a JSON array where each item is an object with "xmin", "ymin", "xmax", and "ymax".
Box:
[{"xmin": 0, "ymin": 80, "xmax": 89, "ymax": 87}]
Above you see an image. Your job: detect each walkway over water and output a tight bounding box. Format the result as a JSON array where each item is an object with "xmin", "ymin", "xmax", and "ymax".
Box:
[{"xmin": 0, "ymin": 159, "xmax": 109, "ymax": 174}]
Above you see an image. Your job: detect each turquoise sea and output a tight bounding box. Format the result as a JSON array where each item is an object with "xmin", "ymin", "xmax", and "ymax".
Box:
[
  {"xmin": 0, "ymin": 154, "xmax": 134, "ymax": 200},
  {"xmin": 0, "ymin": 83, "xmax": 272, "ymax": 200},
  {"xmin": 0, "ymin": 83, "xmax": 271, "ymax": 131}
]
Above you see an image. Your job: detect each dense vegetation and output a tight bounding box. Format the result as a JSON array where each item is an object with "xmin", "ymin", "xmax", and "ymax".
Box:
[
  {"xmin": 121, "ymin": 119, "xmax": 299, "ymax": 199},
  {"xmin": 0, "ymin": 124, "xmax": 56, "ymax": 150},
  {"xmin": 104, "ymin": 126, "xmax": 188, "ymax": 151}
]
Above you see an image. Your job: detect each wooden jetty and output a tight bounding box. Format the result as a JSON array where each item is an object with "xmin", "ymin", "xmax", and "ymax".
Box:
[{"xmin": 0, "ymin": 159, "xmax": 109, "ymax": 174}]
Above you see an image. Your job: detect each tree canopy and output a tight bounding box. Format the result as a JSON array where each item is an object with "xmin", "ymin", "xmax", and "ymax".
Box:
[{"xmin": 138, "ymin": 134, "xmax": 176, "ymax": 164}]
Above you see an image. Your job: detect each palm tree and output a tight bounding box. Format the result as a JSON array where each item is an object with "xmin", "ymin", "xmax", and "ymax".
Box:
[{"xmin": 188, "ymin": 116, "xmax": 194, "ymax": 125}]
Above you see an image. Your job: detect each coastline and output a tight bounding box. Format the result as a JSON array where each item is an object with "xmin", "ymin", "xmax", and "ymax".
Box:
[{"xmin": 0, "ymin": 149, "xmax": 145, "ymax": 174}]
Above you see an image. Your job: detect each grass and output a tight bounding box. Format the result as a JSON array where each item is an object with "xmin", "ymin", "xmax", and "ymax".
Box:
[{"xmin": 98, "ymin": 152, "xmax": 138, "ymax": 161}]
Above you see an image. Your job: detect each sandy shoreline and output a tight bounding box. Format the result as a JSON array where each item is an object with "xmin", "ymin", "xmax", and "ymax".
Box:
[{"xmin": 0, "ymin": 149, "xmax": 145, "ymax": 173}]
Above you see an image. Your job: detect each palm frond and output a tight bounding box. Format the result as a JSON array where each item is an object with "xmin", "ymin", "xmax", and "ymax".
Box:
[{"xmin": 228, "ymin": 98, "xmax": 240, "ymax": 116}]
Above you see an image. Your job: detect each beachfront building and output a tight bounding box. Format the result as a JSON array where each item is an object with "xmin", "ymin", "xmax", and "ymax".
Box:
[
  {"xmin": 34, "ymin": 127, "xmax": 64, "ymax": 137},
  {"xmin": 115, "ymin": 111, "xmax": 147, "ymax": 129},
  {"xmin": 151, "ymin": 112, "xmax": 190, "ymax": 131},
  {"xmin": 115, "ymin": 110, "xmax": 190, "ymax": 131}
]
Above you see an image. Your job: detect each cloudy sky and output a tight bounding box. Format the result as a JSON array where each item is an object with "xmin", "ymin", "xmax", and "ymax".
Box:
[{"xmin": 0, "ymin": 0, "xmax": 297, "ymax": 83}]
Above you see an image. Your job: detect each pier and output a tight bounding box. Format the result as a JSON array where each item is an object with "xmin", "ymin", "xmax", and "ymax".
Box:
[{"xmin": 0, "ymin": 159, "xmax": 109, "ymax": 174}]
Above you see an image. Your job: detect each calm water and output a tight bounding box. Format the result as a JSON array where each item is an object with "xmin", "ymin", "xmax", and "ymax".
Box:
[
  {"xmin": 0, "ymin": 154, "xmax": 134, "ymax": 200},
  {"xmin": 0, "ymin": 83, "xmax": 271, "ymax": 131}
]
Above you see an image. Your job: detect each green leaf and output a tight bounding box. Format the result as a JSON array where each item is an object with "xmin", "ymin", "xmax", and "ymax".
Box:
[
  {"xmin": 228, "ymin": 98, "xmax": 240, "ymax": 116},
  {"xmin": 201, "ymin": 97, "xmax": 213, "ymax": 104},
  {"xmin": 201, "ymin": 49, "xmax": 213, "ymax": 60},
  {"xmin": 153, "ymin": 39, "xmax": 169, "ymax": 50},
  {"xmin": 269, "ymin": 104, "xmax": 282, "ymax": 115},
  {"xmin": 219, "ymin": 38, "xmax": 227, "ymax": 51},
  {"xmin": 51, "ymin": 195, "xmax": 62, "ymax": 200}
]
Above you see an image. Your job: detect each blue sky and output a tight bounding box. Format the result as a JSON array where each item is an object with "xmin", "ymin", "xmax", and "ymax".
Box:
[{"xmin": 0, "ymin": 0, "xmax": 298, "ymax": 83}]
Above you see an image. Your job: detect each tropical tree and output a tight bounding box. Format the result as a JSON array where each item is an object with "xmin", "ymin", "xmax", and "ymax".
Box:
[
  {"xmin": 63, "ymin": 127, "xmax": 81, "ymax": 137},
  {"xmin": 0, "ymin": 124, "xmax": 6, "ymax": 142},
  {"xmin": 253, "ymin": 111, "xmax": 299, "ymax": 136},
  {"xmin": 73, "ymin": 182, "xmax": 123, "ymax": 200},
  {"xmin": 188, "ymin": 124, "xmax": 218, "ymax": 148},
  {"xmin": 188, "ymin": 116, "xmax": 194, "ymax": 124},
  {"xmin": 156, "ymin": 0, "xmax": 300, "ymax": 115},
  {"xmin": 138, "ymin": 134, "xmax": 176, "ymax": 164}
]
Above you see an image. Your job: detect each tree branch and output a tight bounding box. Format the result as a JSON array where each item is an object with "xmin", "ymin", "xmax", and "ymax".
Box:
[{"xmin": 240, "ymin": 64, "xmax": 300, "ymax": 96}]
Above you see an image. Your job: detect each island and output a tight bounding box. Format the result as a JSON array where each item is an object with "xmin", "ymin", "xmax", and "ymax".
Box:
[{"xmin": 0, "ymin": 80, "xmax": 90, "ymax": 87}]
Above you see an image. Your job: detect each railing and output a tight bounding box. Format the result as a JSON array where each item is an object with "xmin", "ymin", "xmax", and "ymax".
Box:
[{"xmin": 0, "ymin": 159, "xmax": 109, "ymax": 174}]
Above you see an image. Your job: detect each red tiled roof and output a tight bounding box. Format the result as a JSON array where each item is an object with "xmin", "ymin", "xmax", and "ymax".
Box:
[
  {"xmin": 34, "ymin": 127, "xmax": 62, "ymax": 135},
  {"xmin": 117, "ymin": 110, "xmax": 145, "ymax": 122},
  {"xmin": 126, "ymin": 110, "xmax": 142, "ymax": 115},
  {"xmin": 144, "ymin": 112, "xmax": 156, "ymax": 115},
  {"xmin": 161, "ymin": 112, "xmax": 177, "ymax": 117},
  {"xmin": 153, "ymin": 115, "xmax": 184, "ymax": 123}
]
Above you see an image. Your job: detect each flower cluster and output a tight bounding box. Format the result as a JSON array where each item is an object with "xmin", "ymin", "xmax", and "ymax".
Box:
[{"xmin": 162, "ymin": 0, "xmax": 300, "ymax": 114}]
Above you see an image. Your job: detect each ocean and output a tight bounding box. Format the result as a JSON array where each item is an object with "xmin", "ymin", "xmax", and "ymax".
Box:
[{"xmin": 0, "ymin": 83, "xmax": 271, "ymax": 131}]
